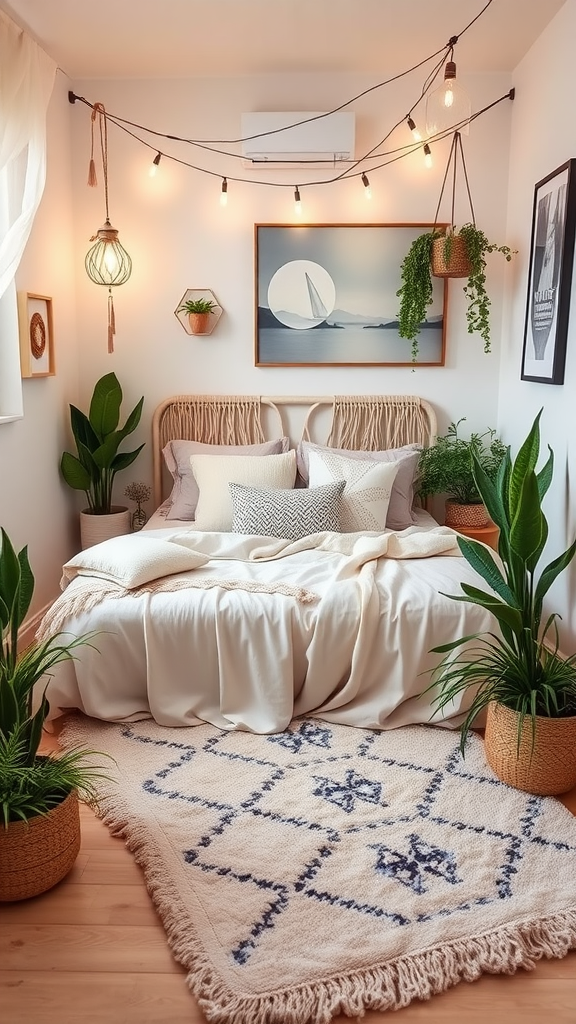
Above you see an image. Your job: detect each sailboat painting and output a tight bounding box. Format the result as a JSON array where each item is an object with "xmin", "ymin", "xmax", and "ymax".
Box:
[{"xmin": 255, "ymin": 224, "xmax": 447, "ymax": 366}]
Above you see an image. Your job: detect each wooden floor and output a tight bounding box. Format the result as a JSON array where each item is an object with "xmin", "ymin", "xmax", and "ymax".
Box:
[{"xmin": 1, "ymin": 736, "xmax": 575, "ymax": 1024}]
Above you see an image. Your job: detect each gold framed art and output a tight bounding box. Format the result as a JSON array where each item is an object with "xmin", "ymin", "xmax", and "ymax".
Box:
[{"xmin": 17, "ymin": 292, "xmax": 55, "ymax": 378}]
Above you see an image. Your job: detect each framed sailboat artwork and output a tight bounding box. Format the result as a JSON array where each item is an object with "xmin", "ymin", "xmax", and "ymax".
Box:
[{"xmin": 254, "ymin": 224, "xmax": 447, "ymax": 367}]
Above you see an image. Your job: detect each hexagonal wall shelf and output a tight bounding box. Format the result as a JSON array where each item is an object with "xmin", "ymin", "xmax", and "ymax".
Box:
[{"xmin": 174, "ymin": 288, "xmax": 223, "ymax": 336}]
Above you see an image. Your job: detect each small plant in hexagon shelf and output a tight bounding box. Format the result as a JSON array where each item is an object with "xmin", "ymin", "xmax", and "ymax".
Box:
[{"xmin": 177, "ymin": 297, "xmax": 218, "ymax": 334}]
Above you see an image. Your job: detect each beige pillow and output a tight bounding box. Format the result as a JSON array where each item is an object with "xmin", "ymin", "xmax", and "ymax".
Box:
[
  {"xmin": 307, "ymin": 449, "xmax": 399, "ymax": 532},
  {"xmin": 61, "ymin": 535, "xmax": 209, "ymax": 590},
  {"xmin": 191, "ymin": 450, "xmax": 297, "ymax": 531}
]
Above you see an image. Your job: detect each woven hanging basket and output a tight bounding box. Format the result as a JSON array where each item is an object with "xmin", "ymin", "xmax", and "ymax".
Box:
[
  {"xmin": 431, "ymin": 234, "xmax": 471, "ymax": 278},
  {"xmin": 0, "ymin": 789, "xmax": 81, "ymax": 902},
  {"xmin": 444, "ymin": 500, "xmax": 489, "ymax": 529},
  {"xmin": 485, "ymin": 702, "xmax": 576, "ymax": 796}
]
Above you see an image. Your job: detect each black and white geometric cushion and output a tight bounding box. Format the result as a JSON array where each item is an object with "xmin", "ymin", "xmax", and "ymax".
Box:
[{"xmin": 229, "ymin": 481, "xmax": 345, "ymax": 540}]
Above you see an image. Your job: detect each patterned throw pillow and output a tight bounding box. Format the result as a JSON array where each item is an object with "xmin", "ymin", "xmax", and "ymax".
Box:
[
  {"xmin": 297, "ymin": 440, "xmax": 421, "ymax": 531},
  {"xmin": 163, "ymin": 437, "xmax": 290, "ymax": 521},
  {"xmin": 307, "ymin": 449, "xmax": 399, "ymax": 532},
  {"xmin": 229, "ymin": 481, "xmax": 345, "ymax": 540},
  {"xmin": 190, "ymin": 451, "xmax": 297, "ymax": 531}
]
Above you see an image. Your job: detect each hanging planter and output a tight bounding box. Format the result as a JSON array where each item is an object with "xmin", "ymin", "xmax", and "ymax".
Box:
[{"xmin": 396, "ymin": 132, "xmax": 516, "ymax": 360}]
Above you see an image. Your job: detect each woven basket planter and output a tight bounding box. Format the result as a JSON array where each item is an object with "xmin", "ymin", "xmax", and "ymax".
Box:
[
  {"xmin": 0, "ymin": 789, "xmax": 81, "ymax": 902},
  {"xmin": 431, "ymin": 235, "xmax": 471, "ymax": 278},
  {"xmin": 80, "ymin": 506, "xmax": 130, "ymax": 550},
  {"xmin": 485, "ymin": 702, "xmax": 576, "ymax": 796},
  {"xmin": 444, "ymin": 500, "xmax": 489, "ymax": 529}
]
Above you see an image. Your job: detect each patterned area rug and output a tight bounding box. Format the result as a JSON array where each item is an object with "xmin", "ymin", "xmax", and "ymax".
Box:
[{"xmin": 60, "ymin": 715, "xmax": 576, "ymax": 1024}]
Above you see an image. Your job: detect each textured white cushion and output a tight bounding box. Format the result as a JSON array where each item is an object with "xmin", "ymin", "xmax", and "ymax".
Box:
[
  {"xmin": 191, "ymin": 451, "xmax": 297, "ymax": 531},
  {"xmin": 298, "ymin": 440, "xmax": 421, "ymax": 530},
  {"xmin": 163, "ymin": 437, "xmax": 290, "ymax": 520},
  {"xmin": 307, "ymin": 450, "xmax": 399, "ymax": 532},
  {"xmin": 230, "ymin": 481, "xmax": 345, "ymax": 540},
  {"xmin": 61, "ymin": 535, "xmax": 209, "ymax": 590}
]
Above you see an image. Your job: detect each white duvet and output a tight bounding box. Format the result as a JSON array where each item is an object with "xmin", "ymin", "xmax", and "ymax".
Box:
[{"xmin": 42, "ymin": 520, "xmax": 495, "ymax": 733}]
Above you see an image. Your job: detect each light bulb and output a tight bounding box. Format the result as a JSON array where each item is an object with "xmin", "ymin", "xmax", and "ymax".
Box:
[
  {"xmin": 220, "ymin": 178, "xmax": 228, "ymax": 207},
  {"xmin": 423, "ymin": 144, "xmax": 433, "ymax": 169},
  {"xmin": 294, "ymin": 186, "xmax": 302, "ymax": 216},
  {"xmin": 406, "ymin": 116, "xmax": 422, "ymax": 143},
  {"xmin": 361, "ymin": 173, "xmax": 372, "ymax": 200},
  {"xmin": 426, "ymin": 59, "xmax": 470, "ymax": 136},
  {"xmin": 149, "ymin": 152, "xmax": 161, "ymax": 177},
  {"xmin": 104, "ymin": 245, "xmax": 121, "ymax": 276}
]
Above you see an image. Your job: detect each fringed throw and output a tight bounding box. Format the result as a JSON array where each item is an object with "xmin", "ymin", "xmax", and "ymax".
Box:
[{"xmin": 58, "ymin": 715, "xmax": 576, "ymax": 1024}]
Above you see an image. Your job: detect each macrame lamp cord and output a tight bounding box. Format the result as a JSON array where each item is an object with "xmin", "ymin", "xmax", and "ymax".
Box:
[{"xmin": 85, "ymin": 102, "xmax": 132, "ymax": 353}]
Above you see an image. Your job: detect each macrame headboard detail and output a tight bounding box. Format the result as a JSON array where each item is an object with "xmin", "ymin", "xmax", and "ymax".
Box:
[{"xmin": 151, "ymin": 394, "xmax": 437, "ymax": 507}]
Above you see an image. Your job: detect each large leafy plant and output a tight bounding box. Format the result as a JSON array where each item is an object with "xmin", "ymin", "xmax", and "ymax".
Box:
[
  {"xmin": 426, "ymin": 411, "xmax": 576, "ymax": 751},
  {"xmin": 0, "ymin": 529, "xmax": 104, "ymax": 825},
  {"xmin": 417, "ymin": 419, "xmax": 507, "ymax": 505},
  {"xmin": 61, "ymin": 372, "xmax": 145, "ymax": 514}
]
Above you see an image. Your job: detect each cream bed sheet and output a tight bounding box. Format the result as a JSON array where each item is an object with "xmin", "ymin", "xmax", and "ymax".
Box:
[{"xmin": 43, "ymin": 517, "xmax": 494, "ymax": 734}]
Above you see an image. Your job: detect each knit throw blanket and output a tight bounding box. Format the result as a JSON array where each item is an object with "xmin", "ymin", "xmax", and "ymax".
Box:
[{"xmin": 59, "ymin": 715, "xmax": 576, "ymax": 1024}]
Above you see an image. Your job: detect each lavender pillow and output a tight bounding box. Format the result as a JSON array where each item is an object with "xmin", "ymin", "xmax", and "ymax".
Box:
[
  {"xmin": 163, "ymin": 437, "xmax": 290, "ymax": 520},
  {"xmin": 296, "ymin": 440, "xmax": 422, "ymax": 531}
]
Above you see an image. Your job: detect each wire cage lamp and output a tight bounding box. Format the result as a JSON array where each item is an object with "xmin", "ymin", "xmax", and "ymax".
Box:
[{"xmin": 85, "ymin": 102, "xmax": 132, "ymax": 352}]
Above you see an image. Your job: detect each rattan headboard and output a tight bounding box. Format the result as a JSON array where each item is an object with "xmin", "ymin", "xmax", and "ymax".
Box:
[{"xmin": 151, "ymin": 394, "xmax": 437, "ymax": 507}]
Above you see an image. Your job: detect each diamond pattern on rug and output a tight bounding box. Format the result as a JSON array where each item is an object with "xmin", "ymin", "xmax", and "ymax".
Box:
[{"xmin": 59, "ymin": 715, "xmax": 576, "ymax": 1024}]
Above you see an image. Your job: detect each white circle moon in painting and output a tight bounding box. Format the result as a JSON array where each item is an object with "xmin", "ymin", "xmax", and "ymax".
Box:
[{"xmin": 268, "ymin": 260, "xmax": 336, "ymax": 329}]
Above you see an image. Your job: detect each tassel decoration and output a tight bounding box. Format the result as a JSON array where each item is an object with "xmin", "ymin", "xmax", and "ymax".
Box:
[{"xmin": 108, "ymin": 289, "xmax": 116, "ymax": 354}]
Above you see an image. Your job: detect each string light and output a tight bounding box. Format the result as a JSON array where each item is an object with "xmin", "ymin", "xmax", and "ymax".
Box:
[
  {"xmin": 220, "ymin": 177, "xmax": 228, "ymax": 206},
  {"xmin": 426, "ymin": 53, "xmax": 471, "ymax": 136},
  {"xmin": 149, "ymin": 152, "xmax": 162, "ymax": 177},
  {"xmin": 361, "ymin": 173, "xmax": 372, "ymax": 199},
  {"xmin": 406, "ymin": 116, "xmax": 422, "ymax": 142},
  {"xmin": 423, "ymin": 143, "xmax": 433, "ymax": 169},
  {"xmin": 294, "ymin": 185, "xmax": 302, "ymax": 216}
]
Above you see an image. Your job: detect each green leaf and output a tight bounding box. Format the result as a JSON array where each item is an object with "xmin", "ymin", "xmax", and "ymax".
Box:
[
  {"xmin": 110, "ymin": 444, "xmax": 146, "ymax": 473},
  {"xmin": 536, "ymin": 447, "xmax": 554, "ymax": 501},
  {"xmin": 508, "ymin": 410, "xmax": 541, "ymax": 521},
  {"xmin": 89, "ymin": 372, "xmax": 122, "ymax": 437},
  {"xmin": 60, "ymin": 451, "xmax": 92, "ymax": 491},
  {"xmin": 534, "ymin": 538, "xmax": 576, "ymax": 615},
  {"xmin": 456, "ymin": 584, "xmax": 524, "ymax": 633},
  {"xmin": 456, "ymin": 536, "xmax": 517, "ymax": 605},
  {"xmin": 509, "ymin": 471, "xmax": 544, "ymax": 564}
]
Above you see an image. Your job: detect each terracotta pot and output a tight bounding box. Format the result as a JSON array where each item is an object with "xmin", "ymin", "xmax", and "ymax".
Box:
[
  {"xmin": 0, "ymin": 789, "xmax": 80, "ymax": 902},
  {"xmin": 188, "ymin": 311, "xmax": 210, "ymax": 334},
  {"xmin": 80, "ymin": 506, "xmax": 131, "ymax": 549},
  {"xmin": 431, "ymin": 235, "xmax": 471, "ymax": 278},
  {"xmin": 485, "ymin": 702, "xmax": 576, "ymax": 796},
  {"xmin": 444, "ymin": 500, "xmax": 489, "ymax": 529}
]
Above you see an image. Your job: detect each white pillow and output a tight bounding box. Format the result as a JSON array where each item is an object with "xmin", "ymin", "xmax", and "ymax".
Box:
[
  {"xmin": 307, "ymin": 449, "xmax": 399, "ymax": 532},
  {"xmin": 191, "ymin": 450, "xmax": 297, "ymax": 531},
  {"xmin": 61, "ymin": 535, "xmax": 210, "ymax": 590}
]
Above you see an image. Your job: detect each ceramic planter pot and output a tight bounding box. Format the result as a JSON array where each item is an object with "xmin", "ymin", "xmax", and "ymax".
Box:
[
  {"xmin": 80, "ymin": 506, "xmax": 131, "ymax": 549},
  {"xmin": 188, "ymin": 311, "xmax": 211, "ymax": 334},
  {"xmin": 485, "ymin": 701, "xmax": 576, "ymax": 796},
  {"xmin": 0, "ymin": 789, "xmax": 81, "ymax": 901},
  {"xmin": 444, "ymin": 500, "xmax": 489, "ymax": 529}
]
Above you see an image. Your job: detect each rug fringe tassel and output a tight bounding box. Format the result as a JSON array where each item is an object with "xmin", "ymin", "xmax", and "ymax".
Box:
[{"xmin": 58, "ymin": 717, "xmax": 576, "ymax": 1024}]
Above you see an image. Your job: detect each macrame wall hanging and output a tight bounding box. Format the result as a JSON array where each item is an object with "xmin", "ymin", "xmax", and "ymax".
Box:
[{"xmin": 85, "ymin": 102, "xmax": 132, "ymax": 353}]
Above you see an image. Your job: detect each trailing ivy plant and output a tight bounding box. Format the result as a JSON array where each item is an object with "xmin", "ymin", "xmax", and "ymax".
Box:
[{"xmin": 396, "ymin": 225, "xmax": 516, "ymax": 361}]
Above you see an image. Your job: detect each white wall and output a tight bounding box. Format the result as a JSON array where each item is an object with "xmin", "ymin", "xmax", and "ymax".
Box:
[
  {"xmin": 500, "ymin": 0, "xmax": 576, "ymax": 654},
  {"xmin": 70, "ymin": 71, "xmax": 513, "ymax": 489},
  {"xmin": 0, "ymin": 71, "xmax": 80, "ymax": 619}
]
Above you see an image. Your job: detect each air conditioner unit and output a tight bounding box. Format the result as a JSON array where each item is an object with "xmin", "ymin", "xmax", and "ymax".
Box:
[{"xmin": 241, "ymin": 112, "xmax": 355, "ymax": 168}]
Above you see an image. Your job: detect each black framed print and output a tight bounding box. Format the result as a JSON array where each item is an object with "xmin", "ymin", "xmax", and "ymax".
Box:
[
  {"xmin": 521, "ymin": 159, "xmax": 576, "ymax": 385},
  {"xmin": 254, "ymin": 224, "xmax": 447, "ymax": 367}
]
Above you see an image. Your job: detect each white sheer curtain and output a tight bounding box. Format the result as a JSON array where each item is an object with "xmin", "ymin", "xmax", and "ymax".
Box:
[{"xmin": 0, "ymin": 10, "xmax": 55, "ymax": 420}]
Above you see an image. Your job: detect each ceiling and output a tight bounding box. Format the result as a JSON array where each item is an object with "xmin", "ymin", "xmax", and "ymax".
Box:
[{"xmin": 0, "ymin": 0, "xmax": 567, "ymax": 79}]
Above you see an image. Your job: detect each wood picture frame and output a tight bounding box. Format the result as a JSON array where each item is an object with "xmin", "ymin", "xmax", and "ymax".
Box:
[
  {"xmin": 521, "ymin": 159, "xmax": 576, "ymax": 385},
  {"xmin": 254, "ymin": 223, "xmax": 447, "ymax": 367},
  {"xmin": 17, "ymin": 292, "xmax": 55, "ymax": 378}
]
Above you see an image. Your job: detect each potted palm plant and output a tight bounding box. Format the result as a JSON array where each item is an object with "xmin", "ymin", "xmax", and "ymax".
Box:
[
  {"xmin": 0, "ymin": 528, "xmax": 107, "ymax": 901},
  {"xmin": 425, "ymin": 411, "xmax": 576, "ymax": 795},
  {"xmin": 176, "ymin": 296, "xmax": 218, "ymax": 334},
  {"xmin": 416, "ymin": 419, "xmax": 507, "ymax": 529},
  {"xmin": 60, "ymin": 372, "xmax": 145, "ymax": 549},
  {"xmin": 396, "ymin": 224, "xmax": 515, "ymax": 361}
]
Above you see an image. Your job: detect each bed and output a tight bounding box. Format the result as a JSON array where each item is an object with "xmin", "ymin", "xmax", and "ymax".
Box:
[{"xmin": 43, "ymin": 394, "xmax": 495, "ymax": 733}]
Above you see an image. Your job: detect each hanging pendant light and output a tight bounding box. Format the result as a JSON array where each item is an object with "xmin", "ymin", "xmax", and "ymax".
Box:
[
  {"xmin": 85, "ymin": 102, "xmax": 132, "ymax": 353},
  {"xmin": 426, "ymin": 54, "xmax": 471, "ymax": 137}
]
